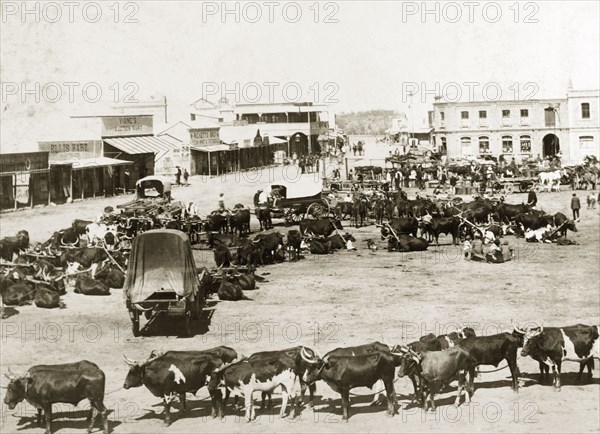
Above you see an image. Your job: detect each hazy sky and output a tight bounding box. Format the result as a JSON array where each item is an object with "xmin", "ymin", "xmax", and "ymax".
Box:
[{"xmin": 1, "ymin": 1, "xmax": 599, "ymax": 151}]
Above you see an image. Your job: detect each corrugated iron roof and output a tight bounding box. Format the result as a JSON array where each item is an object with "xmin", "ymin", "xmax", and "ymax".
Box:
[{"xmin": 104, "ymin": 136, "xmax": 178, "ymax": 154}]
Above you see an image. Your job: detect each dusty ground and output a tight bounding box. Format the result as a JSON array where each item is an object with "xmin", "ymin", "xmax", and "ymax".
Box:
[{"xmin": 1, "ymin": 159, "xmax": 599, "ymax": 433}]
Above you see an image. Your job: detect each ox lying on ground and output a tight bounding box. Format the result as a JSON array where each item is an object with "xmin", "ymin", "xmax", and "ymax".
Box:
[
  {"xmin": 299, "ymin": 219, "xmax": 343, "ymax": 237},
  {"xmin": 74, "ymin": 276, "xmax": 110, "ymax": 296},
  {"xmin": 4, "ymin": 361, "xmax": 108, "ymax": 434},
  {"xmin": 216, "ymin": 275, "xmax": 252, "ymax": 301},
  {"xmin": 387, "ymin": 234, "xmax": 428, "ymax": 252}
]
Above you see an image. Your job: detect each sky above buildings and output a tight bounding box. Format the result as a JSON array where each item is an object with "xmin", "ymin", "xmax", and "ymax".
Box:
[{"xmin": 1, "ymin": 1, "xmax": 598, "ymax": 152}]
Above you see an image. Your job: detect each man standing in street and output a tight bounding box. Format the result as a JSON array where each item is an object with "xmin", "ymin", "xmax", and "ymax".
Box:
[
  {"xmin": 527, "ymin": 187, "xmax": 537, "ymax": 207},
  {"xmin": 571, "ymin": 193, "xmax": 581, "ymax": 221}
]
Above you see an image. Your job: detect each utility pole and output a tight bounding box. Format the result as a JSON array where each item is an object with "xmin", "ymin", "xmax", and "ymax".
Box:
[{"xmin": 408, "ymin": 91, "xmax": 414, "ymax": 142}]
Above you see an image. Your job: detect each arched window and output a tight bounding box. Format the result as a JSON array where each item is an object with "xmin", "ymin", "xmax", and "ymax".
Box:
[
  {"xmin": 520, "ymin": 135, "xmax": 531, "ymax": 153},
  {"xmin": 479, "ymin": 136, "xmax": 490, "ymax": 154},
  {"xmin": 461, "ymin": 137, "xmax": 471, "ymax": 155},
  {"xmin": 502, "ymin": 135, "xmax": 513, "ymax": 153}
]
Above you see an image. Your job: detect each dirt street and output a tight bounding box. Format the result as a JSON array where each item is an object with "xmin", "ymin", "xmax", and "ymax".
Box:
[{"xmin": 1, "ymin": 166, "xmax": 599, "ymax": 434}]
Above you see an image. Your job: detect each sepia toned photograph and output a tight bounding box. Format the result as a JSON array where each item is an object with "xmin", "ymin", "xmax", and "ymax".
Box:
[{"xmin": 0, "ymin": 1, "xmax": 599, "ymax": 433}]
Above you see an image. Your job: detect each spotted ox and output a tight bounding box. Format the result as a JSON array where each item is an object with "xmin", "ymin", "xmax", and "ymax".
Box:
[
  {"xmin": 123, "ymin": 348, "xmax": 236, "ymax": 425},
  {"xmin": 519, "ymin": 324, "xmax": 599, "ymax": 389},
  {"xmin": 209, "ymin": 353, "xmax": 301, "ymax": 421},
  {"xmin": 241, "ymin": 346, "xmax": 318, "ymax": 411}
]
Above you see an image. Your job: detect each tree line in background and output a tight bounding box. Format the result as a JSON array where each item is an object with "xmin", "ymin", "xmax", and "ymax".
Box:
[{"xmin": 336, "ymin": 110, "xmax": 399, "ymax": 135}]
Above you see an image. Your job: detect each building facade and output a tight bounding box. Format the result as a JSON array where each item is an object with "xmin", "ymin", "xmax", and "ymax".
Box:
[
  {"xmin": 190, "ymin": 100, "xmax": 331, "ymax": 158},
  {"xmin": 431, "ymin": 88, "xmax": 599, "ymax": 164}
]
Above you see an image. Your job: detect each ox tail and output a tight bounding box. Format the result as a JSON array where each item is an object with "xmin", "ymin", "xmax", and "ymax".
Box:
[{"xmin": 241, "ymin": 294, "xmax": 252, "ymax": 301}]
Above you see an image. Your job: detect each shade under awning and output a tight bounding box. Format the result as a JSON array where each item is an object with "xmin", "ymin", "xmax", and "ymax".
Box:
[
  {"xmin": 50, "ymin": 157, "xmax": 132, "ymax": 168},
  {"xmin": 104, "ymin": 136, "xmax": 178, "ymax": 154},
  {"xmin": 191, "ymin": 144, "xmax": 232, "ymax": 152}
]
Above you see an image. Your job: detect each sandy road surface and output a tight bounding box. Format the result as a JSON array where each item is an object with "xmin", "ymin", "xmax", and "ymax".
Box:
[{"xmin": 1, "ymin": 164, "xmax": 599, "ymax": 433}]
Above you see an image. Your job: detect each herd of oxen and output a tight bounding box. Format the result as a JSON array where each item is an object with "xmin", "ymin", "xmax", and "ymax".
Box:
[
  {"xmin": 0, "ymin": 190, "xmax": 593, "ymax": 434},
  {"xmin": 3, "ymin": 323, "xmax": 599, "ymax": 433},
  {"xmin": 0, "ymin": 191, "xmax": 582, "ymax": 308}
]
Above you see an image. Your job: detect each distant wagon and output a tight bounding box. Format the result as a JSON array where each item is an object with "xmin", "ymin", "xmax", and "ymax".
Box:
[
  {"xmin": 267, "ymin": 180, "xmax": 332, "ymax": 225},
  {"xmin": 117, "ymin": 176, "xmax": 173, "ymax": 213},
  {"xmin": 124, "ymin": 229, "xmax": 204, "ymax": 337}
]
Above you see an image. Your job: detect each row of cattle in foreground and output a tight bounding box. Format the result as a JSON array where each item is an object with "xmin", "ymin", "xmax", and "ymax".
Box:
[{"xmin": 4, "ymin": 324, "xmax": 599, "ymax": 433}]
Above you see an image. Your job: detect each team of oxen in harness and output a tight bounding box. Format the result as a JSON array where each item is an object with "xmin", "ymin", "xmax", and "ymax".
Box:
[{"xmin": 4, "ymin": 323, "xmax": 598, "ymax": 432}]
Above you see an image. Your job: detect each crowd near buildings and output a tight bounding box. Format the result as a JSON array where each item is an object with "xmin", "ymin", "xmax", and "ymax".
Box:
[
  {"xmin": 1, "ymin": 85, "xmax": 598, "ymax": 211},
  {"xmin": 427, "ymin": 86, "xmax": 599, "ymax": 163}
]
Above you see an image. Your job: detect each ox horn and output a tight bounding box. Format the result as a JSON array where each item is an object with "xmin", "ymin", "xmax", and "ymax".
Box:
[
  {"xmin": 512, "ymin": 321, "xmax": 526, "ymax": 334},
  {"xmin": 300, "ymin": 347, "xmax": 318, "ymax": 364},
  {"xmin": 122, "ymin": 354, "xmax": 138, "ymax": 366}
]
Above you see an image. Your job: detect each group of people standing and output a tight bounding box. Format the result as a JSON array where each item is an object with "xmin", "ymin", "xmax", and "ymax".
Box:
[
  {"xmin": 351, "ymin": 141, "xmax": 365, "ymax": 156},
  {"xmin": 174, "ymin": 166, "xmax": 189, "ymax": 186}
]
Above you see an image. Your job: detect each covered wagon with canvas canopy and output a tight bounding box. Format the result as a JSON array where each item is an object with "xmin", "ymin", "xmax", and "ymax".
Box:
[{"xmin": 124, "ymin": 229, "xmax": 204, "ymax": 337}]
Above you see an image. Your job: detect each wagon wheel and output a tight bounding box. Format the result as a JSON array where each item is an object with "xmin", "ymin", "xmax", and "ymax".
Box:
[
  {"xmin": 305, "ymin": 203, "xmax": 324, "ymax": 219},
  {"xmin": 131, "ymin": 310, "xmax": 140, "ymax": 337},
  {"xmin": 306, "ymin": 200, "xmax": 331, "ymax": 219},
  {"xmin": 504, "ymin": 183, "xmax": 514, "ymax": 195},
  {"xmin": 519, "ymin": 180, "xmax": 533, "ymax": 192}
]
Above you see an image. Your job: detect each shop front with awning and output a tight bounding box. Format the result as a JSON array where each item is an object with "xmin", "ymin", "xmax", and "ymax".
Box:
[
  {"xmin": 50, "ymin": 156, "xmax": 132, "ymax": 200},
  {"xmin": 190, "ymin": 144, "xmax": 238, "ymax": 176},
  {"xmin": 39, "ymin": 139, "xmax": 134, "ymax": 201},
  {"xmin": 103, "ymin": 135, "xmax": 178, "ymax": 186}
]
